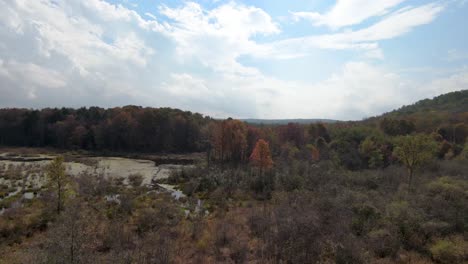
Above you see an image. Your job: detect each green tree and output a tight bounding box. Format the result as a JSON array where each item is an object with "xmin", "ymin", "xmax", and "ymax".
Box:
[
  {"xmin": 46, "ymin": 156, "xmax": 70, "ymax": 214},
  {"xmin": 359, "ymin": 137, "xmax": 384, "ymax": 169},
  {"xmin": 380, "ymin": 118, "xmax": 415, "ymax": 136},
  {"xmin": 393, "ymin": 134, "xmax": 437, "ymax": 191}
]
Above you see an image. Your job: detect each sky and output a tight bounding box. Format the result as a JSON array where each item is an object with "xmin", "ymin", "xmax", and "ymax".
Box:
[{"xmin": 0, "ymin": 0, "xmax": 467, "ymax": 120}]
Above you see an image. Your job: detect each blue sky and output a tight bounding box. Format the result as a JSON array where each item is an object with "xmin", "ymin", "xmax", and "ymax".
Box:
[{"xmin": 0, "ymin": 0, "xmax": 467, "ymax": 120}]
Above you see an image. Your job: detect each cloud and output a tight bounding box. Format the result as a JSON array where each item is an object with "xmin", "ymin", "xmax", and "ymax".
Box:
[
  {"xmin": 162, "ymin": 73, "xmax": 213, "ymax": 97},
  {"xmin": 225, "ymin": 62, "xmax": 468, "ymax": 120},
  {"xmin": 0, "ymin": 60, "xmax": 66, "ymax": 103},
  {"xmin": 157, "ymin": 62, "xmax": 468, "ymax": 120},
  {"xmin": 269, "ymin": 3, "xmax": 444, "ymax": 59},
  {"xmin": 0, "ymin": 0, "xmax": 161, "ymax": 107},
  {"xmin": 159, "ymin": 72, "xmax": 259, "ymax": 118},
  {"xmin": 158, "ymin": 2, "xmax": 278, "ymax": 75},
  {"xmin": 241, "ymin": 61, "xmax": 410, "ymax": 120},
  {"xmin": 342, "ymin": 3, "xmax": 444, "ymax": 41},
  {"xmin": 426, "ymin": 69, "xmax": 468, "ymax": 95},
  {"xmin": 0, "ymin": 0, "xmax": 158, "ymax": 76},
  {"xmin": 292, "ymin": 0, "xmax": 405, "ymax": 29},
  {"xmin": 0, "ymin": 60, "xmax": 66, "ymax": 89},
  {"xmin": 145, "ymin": 12, "xmax": 157, "ymax": 20},
  {"xmin": 81, "ymin": 0, "xmax": 162, "ymax": 31},
  {"xmin": 446, "ymin": 49, "xmax": 468, "ymax": 61}
]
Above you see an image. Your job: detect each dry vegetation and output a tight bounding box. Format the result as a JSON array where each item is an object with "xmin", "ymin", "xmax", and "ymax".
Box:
[{"xmin": 0, "ymin": 153, "xmax": 466, "ymax": 263}]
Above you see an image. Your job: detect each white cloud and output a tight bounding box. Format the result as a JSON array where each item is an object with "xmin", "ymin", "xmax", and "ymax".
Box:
[
  {"xmin": 0, "ymin": 59, "xmax": 67, "ymax": 103},
  {"xmin": 446, "ymin": 49, "xmax": 468, "ymax": 61},
  {"xmin": 426, "ymin": 69, "xmax": 468, "ymax": 95},
  {"xmin": 0, "ymin": 0, "xmax": 157, "ymax": 76},
  {"xmin": 0, "ymin": 60, "xmax": 66, "ymax": 89},
  {"xmin": 159, "ymin": 2, "xmax": 278, "ymax": 75},
  {"xmin": 145, "ymin": 12, "xmax": 157, "ymax": 20},
  {"xmin": 244, "ymin": 62, "xmax": 410, "ymax": 119},
  {"xmin": 344, "ymin": 3, "xmax": 444, "ymax": 41},
  {"xmin": 269, "ymin": 3, "xmax": 444, "ymax": 59},
  {"xmin": 210, "ymin": 61, "xmax": 467, "ymax": 120},
  {"xmin": 292, "ymin": 0, "xmax": 405, "ymax": 29},
  {"xmin": 154, "ymin": 60, "xmax": 468, "ymax": 120},
  {"xmin": 0, "ymin": 0, "xmax": 161, "ymax": 108},
  {"xmin": 81, "ymin": 0, "xmax": 163, "ymax": 31},
  {"xmin": 163, "ymin": 73, "xmax": 213, "ymax": 97}
]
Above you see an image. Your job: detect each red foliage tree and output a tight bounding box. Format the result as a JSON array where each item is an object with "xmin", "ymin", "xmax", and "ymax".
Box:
[{"xmin": 250, "ymin": 139, "xmax": 273, "ymax": 171}]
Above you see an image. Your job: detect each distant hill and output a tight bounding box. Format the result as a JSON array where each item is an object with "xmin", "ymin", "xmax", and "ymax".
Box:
[
  {"xmin": 244, "ymin": 90, "xmax": 468, "ymax": 126},
  {"xmin": 363, "ymin": 90, "xmax": 468, "ymax": 132},
  {"xmin": 242, "ymin": 118, "xmax": 339, "ymax": 125},
  {"xmin": 382, "ymin": 90, "xmax": 468, "ymax": 117}
]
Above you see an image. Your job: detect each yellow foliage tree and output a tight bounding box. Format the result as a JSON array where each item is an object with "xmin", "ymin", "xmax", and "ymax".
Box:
[
  {"xmin": 394, "ymin": 134, "xmax": 437, "ymax": 191},
  {"xmin": 46, "ymin": 156, "xmax": 70, "ymax": 214}
]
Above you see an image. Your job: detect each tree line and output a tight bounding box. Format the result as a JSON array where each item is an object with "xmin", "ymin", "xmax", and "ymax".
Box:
[
  {"xmin": 0, "ymin": 106, "xmax": 212, "ymax": 153},
  {"xmin": 1, "ymin": 106, "xmax": 467, "ymax": 172},
  {"xmin": 206, "ymin": 117, "xmax": 468, "ymax": 195}
]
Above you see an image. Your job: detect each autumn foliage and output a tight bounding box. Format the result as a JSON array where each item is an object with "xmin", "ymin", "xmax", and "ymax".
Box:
[
  {"xmin": 311, "ymin": 145, "xmax": 320, "ymax": 162},
  {"xmin": 0, "ymin": 106, "xmax": 210, "ymax": 153},
  {"xmin": 249, "ymin": 139, "xmax": 273, "ymax": 170},
  {"xmin": 211, "ymin": 119, "xmax": 248, "ymax": 163}
]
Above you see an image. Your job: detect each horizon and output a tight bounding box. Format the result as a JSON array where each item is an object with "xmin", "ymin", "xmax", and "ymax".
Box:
[
  {"xmin": 0, "ymin": 89, "xmax": 463, "ymax": 122},
  {"xmin": 1, "ymin": 0, "xmax": 468, "ymax": 120}
]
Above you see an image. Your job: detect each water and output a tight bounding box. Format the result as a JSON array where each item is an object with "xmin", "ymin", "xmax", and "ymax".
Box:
[
  {"xmin": 158, "ymin": 184, "xmax": 186, "ymax": 200},
  {"xmin": 23, "ymin": 192, "xmax": 34, "ymax": 199}
]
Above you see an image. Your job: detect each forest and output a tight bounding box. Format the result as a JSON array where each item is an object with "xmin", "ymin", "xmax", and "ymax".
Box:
[
  {"xmin": 0, "ymin": 106, "xmax": 211, "ymax": 153},
  {"xmin": 0, "ymin": 90, "xmax": 467, "ymax": 263}
]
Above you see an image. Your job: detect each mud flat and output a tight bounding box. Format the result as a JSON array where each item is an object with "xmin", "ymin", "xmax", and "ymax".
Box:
[{"xmin": 0, "ymin": 150, "xmax": 196, "ymax": 204}]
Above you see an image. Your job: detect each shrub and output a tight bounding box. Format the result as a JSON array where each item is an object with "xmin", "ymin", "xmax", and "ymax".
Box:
[
  {"xmin": 351, "ymin": 203, "xmax": 380, "ymax": 236},
  {"xmin": 249, "ymin": 172, "xmax": 274, "ymax": 200},
  {"xmin": 128, "ymin": 173, "xmax": 143, "ymax": 188},
  {"xmin": 277, "ymin": 172, "xmax": 303, "ymax": 191},
  {"xmin": 181, "ymin": 180, "xmax": 198, "ymax": 197},
  {"xmin": 429, "ymin": 238, "xmax": 464, "ymax": 264},
  {"xmin": 385, "ymin": 201, "xmax": 425, "ymax": 250},
  {"xmin": 368, "ymin": 228, "xmax": 400, "ymax": 258},
  {"xmin": 197, "ymin": 175, "xmax": 217, "ymax": 193},
  {"xmin": 425, "ymin": 177, "xmax": 467, "ymax": 231}
]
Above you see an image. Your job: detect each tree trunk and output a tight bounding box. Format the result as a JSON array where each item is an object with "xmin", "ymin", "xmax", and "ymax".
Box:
[
  {"xmin": 408, "ymin": 168, "xmax": 413, "ymax": 192},
  {"xmin": 70, "ymin": 225, "xmax": 74, "ymax": 263},
  {"xmin": 57, "ymin": 180, "xmax": 62, "ymax": 214}
]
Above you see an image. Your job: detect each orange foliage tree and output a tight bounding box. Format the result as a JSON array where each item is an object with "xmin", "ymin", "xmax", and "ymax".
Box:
[
  {"xmin": 211, "ymin": 119, "xmax": 248, "ymax": 163},
  {"xmin": 250, "ymin": 139, "xmax": 273, "ymax": 172},
  {"xmin": 311, "ymin": 145, "xmax": 320, "ymax": 162}
]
